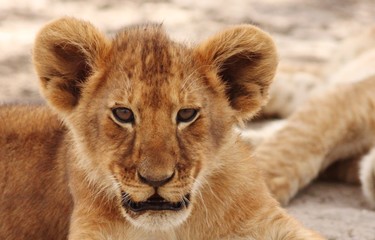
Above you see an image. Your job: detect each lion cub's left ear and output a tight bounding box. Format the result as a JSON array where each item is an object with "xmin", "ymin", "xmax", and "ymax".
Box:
[{"xmin": 195, "ymin": 25, "xmax": 278, "ymax": 120}]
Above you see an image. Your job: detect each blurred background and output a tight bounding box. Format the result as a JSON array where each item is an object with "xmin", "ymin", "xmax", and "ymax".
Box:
[
  {"xmin": 1, "ymin": 0, "xmax": 375, "ymax": 239},
  {"xmin": 1, "ymin": 0, "xmax": 375, "ymax": 103}
]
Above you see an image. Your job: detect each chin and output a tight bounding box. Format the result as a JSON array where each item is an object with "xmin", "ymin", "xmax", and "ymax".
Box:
[{"xmin": 125, "ymin": 209, "xmax": 192, "ymax": 231}]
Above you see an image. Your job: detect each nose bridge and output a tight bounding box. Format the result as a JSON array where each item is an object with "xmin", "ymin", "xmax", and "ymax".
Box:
[{"xmin": 138, "ymin": 117, "xmax": 176, "ymax": 181}]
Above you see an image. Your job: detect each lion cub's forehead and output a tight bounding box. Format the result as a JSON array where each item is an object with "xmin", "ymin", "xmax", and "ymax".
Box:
[{"xmin": 107, "ymin": 25, "xmax": 204, "ymax": 107}]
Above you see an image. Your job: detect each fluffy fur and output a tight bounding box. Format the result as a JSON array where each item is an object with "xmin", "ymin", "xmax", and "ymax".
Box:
[
  {"xmin": 0, "ymin": 18, "xmax": 323, "ymax": 239},
  {"xmin": 247, "ymin": 27, "xmax": 375, "ymax": 207}
]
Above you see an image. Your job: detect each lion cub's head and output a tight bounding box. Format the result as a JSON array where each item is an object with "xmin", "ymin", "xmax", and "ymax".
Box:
[{"xmin": 33, "ymin": 18, "xmax": 277, "ymax": 230}]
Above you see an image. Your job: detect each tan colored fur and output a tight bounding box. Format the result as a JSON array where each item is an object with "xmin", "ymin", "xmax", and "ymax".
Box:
[
  {"xmin": 254, "ymin": 78, "xmax": 375, "ymax": 205},
  {"xmin": 0, "ymin": 18, "xmax": 323, "ymax": 239},
  {"xmin": 248, "ymin": 29, "xmax": 375, "ymax": 207}
]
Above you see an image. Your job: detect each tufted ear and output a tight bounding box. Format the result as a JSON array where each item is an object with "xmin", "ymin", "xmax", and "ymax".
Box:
[
  {"xmin": 33, "ymin": 17, "xmax": 111, "ymax": 114},
  {"xmin": 196, "ymin": 25, "xmax": 278, "ymax": 120}
]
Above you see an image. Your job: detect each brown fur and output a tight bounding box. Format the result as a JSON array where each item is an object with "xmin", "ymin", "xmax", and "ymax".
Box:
[{"xmin": 0, "ymin": 18, "xmax": 323, "ymax": 239}]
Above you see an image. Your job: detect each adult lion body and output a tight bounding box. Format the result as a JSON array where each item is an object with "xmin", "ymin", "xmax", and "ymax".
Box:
[
  {"xmin": 0, "ymin": 18, "xmax": 322, "ymax": 239},
  {"xmin": 0, "ymin": 106, "xmax": 72, "ymax": 239}
]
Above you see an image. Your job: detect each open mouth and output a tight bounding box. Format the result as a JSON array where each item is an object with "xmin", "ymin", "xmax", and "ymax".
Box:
[{"xmin": 121, "ymin": 192, "xmax": 190, "ymax": 212}]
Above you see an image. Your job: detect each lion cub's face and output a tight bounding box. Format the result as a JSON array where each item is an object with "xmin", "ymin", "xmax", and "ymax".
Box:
[
  {"xmin": 78, "ymin": 30, "xmax": 229, "ymax": 229},
  {"xmin": 33, "ymin": 18, "xmax": 277, "ymax": 230}
]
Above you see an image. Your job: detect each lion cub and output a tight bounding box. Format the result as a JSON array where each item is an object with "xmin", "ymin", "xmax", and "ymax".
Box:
[
  {"xmin": 0, "ymin": 18, "xmax": 323, "ymax": 239},
  {"xmin": 245, "ymin": 28, "xmax": 375, "ymax": 207}
]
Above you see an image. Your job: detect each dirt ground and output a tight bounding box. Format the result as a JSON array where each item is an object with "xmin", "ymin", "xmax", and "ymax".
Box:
[{"xmin": 1, "ymin": 0, "xmax": 375, "ymax": 239}]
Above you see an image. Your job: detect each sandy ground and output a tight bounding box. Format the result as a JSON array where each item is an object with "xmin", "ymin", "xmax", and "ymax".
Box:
[{"xmin": 1, "ymin": 0, "xmax": 375, "ymax": 239}]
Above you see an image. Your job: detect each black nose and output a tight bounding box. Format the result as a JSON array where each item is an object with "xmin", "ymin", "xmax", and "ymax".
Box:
[{"xmin": 138, "ymin": 171, "xmax": 175, "ymax": 188}]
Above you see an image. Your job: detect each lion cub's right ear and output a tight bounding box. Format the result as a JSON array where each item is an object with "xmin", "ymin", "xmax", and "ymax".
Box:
[{"xmin": 33, "ymin": 17, "xmax": 111, "ymax": 114}]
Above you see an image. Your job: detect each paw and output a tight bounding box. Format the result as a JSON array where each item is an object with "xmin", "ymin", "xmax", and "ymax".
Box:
[
  {"xmin": 360, "ymin": 147, "xmax": 375, "ymax": 208},
  {"xmin": 264, "ymin": 174, "xmax": 299, "ymax": 206}
]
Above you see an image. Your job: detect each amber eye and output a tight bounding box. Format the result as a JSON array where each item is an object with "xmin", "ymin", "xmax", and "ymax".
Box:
[
  {"xmin": 112, "ymin": 107, "xmax": 134, "ymax": 123},
  {"xmin": 177, "ymin": 109, "xmax": 198, "ymax": 123}
]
